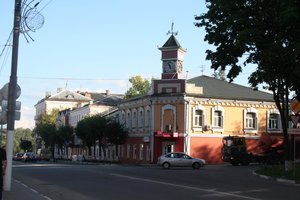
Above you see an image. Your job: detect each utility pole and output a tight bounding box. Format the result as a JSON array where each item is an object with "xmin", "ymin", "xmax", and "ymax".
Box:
[{"xmin": 4, "ymin": 0, "xmax": 22, "ymax": 191}]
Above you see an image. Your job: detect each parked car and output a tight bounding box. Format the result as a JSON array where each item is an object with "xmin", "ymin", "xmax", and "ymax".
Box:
[
  {"xmin": 37, "ymin": 148, "xmax": 51, "ymax": 161},
  {"xmin": 157, "ymin": 152, "xmax": 206, "ymax": 169},
  {"xmin": 22, "ymin": 152, "xmax": 37, "ymax": 162},
  {"xmin": 13, "ymin": 152, "xmax": 24, "ymax": 161}
]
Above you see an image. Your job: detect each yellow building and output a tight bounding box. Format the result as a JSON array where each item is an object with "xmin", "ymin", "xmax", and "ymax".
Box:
[{"xmin": 118, "ymin": 34, "xmax": 281, "ymax": 164}]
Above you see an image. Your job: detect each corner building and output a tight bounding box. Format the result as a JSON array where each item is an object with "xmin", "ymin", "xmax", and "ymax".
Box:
[{"xmin": 118, "ymin": 34, "xmax": 281, "ymax": 164}]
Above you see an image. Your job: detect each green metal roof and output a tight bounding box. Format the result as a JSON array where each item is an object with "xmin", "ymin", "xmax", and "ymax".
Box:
[{"xmin": 187, "ymin": 75, "xmax": 274, "ymax": 102}]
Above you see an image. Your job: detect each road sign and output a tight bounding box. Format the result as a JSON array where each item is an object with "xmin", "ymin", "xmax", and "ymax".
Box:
[{"xmin": 0, "ymin": 83, "xmax": 21, "ymax": 100}]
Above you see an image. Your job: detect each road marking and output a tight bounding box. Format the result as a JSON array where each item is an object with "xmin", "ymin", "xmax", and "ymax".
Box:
[
  {"xmin": 13, "ymin": 179, "xmax": 53, "ymax": 200},
  {"xmin": 110, "ymin": 173, "xmax": 263, "ymax": 200}
]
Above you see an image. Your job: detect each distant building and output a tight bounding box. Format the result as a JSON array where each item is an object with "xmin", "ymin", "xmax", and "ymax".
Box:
[{"xmin": 34, "ymin": 89, "xmax": 93, "ymax": 123}]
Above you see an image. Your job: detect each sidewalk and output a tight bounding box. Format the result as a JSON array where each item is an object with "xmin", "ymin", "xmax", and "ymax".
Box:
[{"xmin": 3, "ymin": 179, "xmax": 50, "ymax": 200}]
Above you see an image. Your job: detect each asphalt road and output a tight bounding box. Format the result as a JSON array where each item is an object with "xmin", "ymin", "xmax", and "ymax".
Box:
[{"xmin": 9, "ymin": 162, "xmax": 300, "ymax": 200}]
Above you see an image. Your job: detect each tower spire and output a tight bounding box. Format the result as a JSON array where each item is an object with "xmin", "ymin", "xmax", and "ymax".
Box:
[{"xmin": 166, "ymin": 22, "xmax": 178, "ymax": 36}]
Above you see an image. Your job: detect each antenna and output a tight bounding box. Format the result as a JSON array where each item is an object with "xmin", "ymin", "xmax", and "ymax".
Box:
[
  {"xmin": 201, "ymin": 65, "xmax": 205, "ymax": 75},
  {"xmin": 166, "ymin": 22, "xmax": 178, "ymax": 36}
]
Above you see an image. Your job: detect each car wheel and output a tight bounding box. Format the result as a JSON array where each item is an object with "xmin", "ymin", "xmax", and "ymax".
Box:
[
  {"xmin": 162, "ymin": 162, "xmax": 170, "ymax": 169},
  {"xmin": 192, "ymin": 162, "xmax": 201, "ymax": 169}
]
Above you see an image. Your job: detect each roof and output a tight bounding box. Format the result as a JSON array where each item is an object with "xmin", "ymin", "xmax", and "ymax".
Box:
[
  {"xmin": 93, "ymin": 94, "xmax": 124, "ymax": 106},
  {"xmin": 187, "ymin": 75, "xmax": 274, "ymax": 102},
  {"xmin": 162, "ymin": 35, "xmax": 181, "ymax": 48},
  {"xmin": 36, "ymin": 90, "xmax": 92, "ymax": 105}
]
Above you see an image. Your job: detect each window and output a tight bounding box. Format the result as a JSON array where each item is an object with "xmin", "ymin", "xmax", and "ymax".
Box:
[
  {"xmin": 126, "ymin": 111, "xmax": 131, "ymax": 129},
  {"xmin": 145, "ymin": 109, "xmax": 150, "ymax": 127},
  {"xmin": 127, "ymin": 144, "xmax": 130, "ymax": 159},
  {"xmin": 132, "ymin": 110, "xmax": 137, "ymax": 129},
  {"xmin": 138, "ymin": 109, "xmax": 144, "ymax": 128},
  {"xmin": 194, "ymin": 110, "xmax": 204, "ymax": 127},
  {"xmin": 213, "ymin": 110, "xmax": 222, "ymax": 127},
  {"xmin": 146, "ymin": 145, "xmax": 151, "ymax": 161},
  {"xmin": 245, "ymin": 112, "xmax": 256, "ymax": 128},
  {"xmin": 139, "ymin": 144, "xmax": 143, "ymax": 160},
  {"xmin": 192, "ymin": 105, "xmax": 205, "ymax": 128},
  {"xmin": 269, "ymin": 113, "xmax": 279, "ymax": 129},
  {"xmin": 244, "ymin": 108, "xmax": 258, "ymax": 133},
  {"xmin": 133, "ymin": 145, "xmax": 136, "ymax": 159}
]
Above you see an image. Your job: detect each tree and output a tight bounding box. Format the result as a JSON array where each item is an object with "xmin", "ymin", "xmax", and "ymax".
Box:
[
  {"xmin": 124, "ymin": 75, "xmax": 151, "ymax": 99},
  {"xmin": 57, "ymin": 125, "xmax": 74, "ymax": 159},
  {"xmin": 19, "ymin": 139, "xmax": 32, "ymax": 152},
  {"xmin": 105, "ymin": 121, "xmax": 128, "ymax": 157},
  {"xmin": 212, "ymin": 68, "xmax": 227, "ymax": 81},
  {"xmin": 75, "ymin": 116, "xmax": 96, "ymax": 157},
  {"xmin": 195, "ymin": 0, "xmax": 300, "ymax": 169},
  {"xmin": 13, "ymin": 128, "xmax": 34, "ymax": 153},
  {"xmin": 33, "ymin": 109, "xmax": 60, "ymax": 157}
]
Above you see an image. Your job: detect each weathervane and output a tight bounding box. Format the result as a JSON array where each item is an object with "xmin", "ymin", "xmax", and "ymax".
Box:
[
  {"xmin": 166, "ymin": 22, "xmax": 178, "ymax": 36},
  {"xmin": 20, "ymin": 0, "xmax": 45, "ymax": 42}
]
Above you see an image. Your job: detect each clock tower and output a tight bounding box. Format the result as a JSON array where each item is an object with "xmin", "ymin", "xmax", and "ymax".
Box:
[
  {"xmin": 159, "ymin": 33, "xmax": 186, "ymax": 79},
  {"xmin": 153, "ymin": 26, "xmax": 187, "ymax": 95}
]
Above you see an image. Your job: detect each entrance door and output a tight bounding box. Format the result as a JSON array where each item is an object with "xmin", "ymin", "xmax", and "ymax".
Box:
[{"xmin": 162, "ymin": 142, "xmax": 175, "ymax": 155}]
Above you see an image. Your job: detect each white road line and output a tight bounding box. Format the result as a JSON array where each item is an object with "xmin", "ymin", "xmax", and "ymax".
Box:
[
  {"xmin": 110, "ymin": 173, "xmax": 263, "ymax": 200},
  {"xmin": 13, "ymin": 179, "xmax": 53, "ymax": 200}
]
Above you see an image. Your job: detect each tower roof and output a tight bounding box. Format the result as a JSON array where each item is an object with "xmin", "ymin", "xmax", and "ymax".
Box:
[{"xmin": 162, "ymin": 34, "xmax": 181, "ymax": 48}]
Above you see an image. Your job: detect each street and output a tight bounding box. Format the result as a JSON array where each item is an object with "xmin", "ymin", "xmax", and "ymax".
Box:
[{"xmin": 6, "ymin": 162, "xmax": 300, "ymax": 200}]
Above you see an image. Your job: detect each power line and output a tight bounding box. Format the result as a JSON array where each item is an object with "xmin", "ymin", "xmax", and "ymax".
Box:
[{"xmin": 17, "ymin": 76, "xmax": 129, "ymax": 81}]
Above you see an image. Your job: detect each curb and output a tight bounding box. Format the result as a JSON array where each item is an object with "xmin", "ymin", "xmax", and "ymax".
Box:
[{"xmin": 252, "ymin": 170, "xmax": 299, "ymax": 185}]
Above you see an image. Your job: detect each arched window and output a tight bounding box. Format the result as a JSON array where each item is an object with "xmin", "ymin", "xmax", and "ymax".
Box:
[
  {"xmin": 132, "ymin": 109, "xmax": 137, "ymax": 129},
  {"xmin": 138, "ymin": 108, "xmax": 144, "ymax": 129},
  {"xmin": 126, "ymin": 110, "xmax": 131, "ymax": 129},
  {"xmin": 145, "ymin": 107, "xmax": 151, "ymax": 128}
]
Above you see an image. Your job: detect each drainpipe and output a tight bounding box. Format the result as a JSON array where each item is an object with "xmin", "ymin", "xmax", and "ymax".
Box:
[{"xmin": 184, "ymin": 99, "xmax": 190, "ymax": 155}]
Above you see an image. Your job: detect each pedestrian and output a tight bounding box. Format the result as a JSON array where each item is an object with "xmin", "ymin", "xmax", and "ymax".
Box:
[{"xmin": 0, "ymin": 147, "xmax": 7, "ymax": 200}]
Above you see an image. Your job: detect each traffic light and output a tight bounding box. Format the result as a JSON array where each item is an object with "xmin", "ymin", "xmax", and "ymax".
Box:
[{"xmin": 0, "ymin": 100, "xmax": 21, "ymax": 125}]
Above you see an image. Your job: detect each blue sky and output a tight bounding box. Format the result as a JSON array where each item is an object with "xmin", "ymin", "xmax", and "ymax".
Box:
[{"xmin": 0, "ymin": 0, "xmax": 254, "ymax": 129}]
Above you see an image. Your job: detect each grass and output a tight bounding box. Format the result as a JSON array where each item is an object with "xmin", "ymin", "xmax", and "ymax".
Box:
[{"xmin": 256, "ymin": 164, "xmax": 300, "ymax": 182}]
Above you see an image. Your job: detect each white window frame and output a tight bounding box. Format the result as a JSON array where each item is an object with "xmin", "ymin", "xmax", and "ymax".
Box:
[
  {"xmin": 192, "ymin": 105, "xmax": 206, "ymax": 130},
  {"xmin": 212, "ymin": 106, "xmax": 224, "ymax": 129},
  {"xmin": 267, "ymin": 110, "xmax": 281, "ymax": 133},
  {"xmin": 244, "ymin": 107, "xmax": 258, "ymax": 133}
]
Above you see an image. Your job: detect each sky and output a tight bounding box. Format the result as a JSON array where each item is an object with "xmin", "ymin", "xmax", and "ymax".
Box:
[{"xmin": 0, "ymin": 0, "xmax": 255, "ymax": 130}]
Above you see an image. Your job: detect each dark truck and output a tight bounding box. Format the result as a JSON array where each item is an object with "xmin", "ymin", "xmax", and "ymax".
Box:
[{"xmin": 222, "ymin": 134, "xmax": 284, "ymax": 165}]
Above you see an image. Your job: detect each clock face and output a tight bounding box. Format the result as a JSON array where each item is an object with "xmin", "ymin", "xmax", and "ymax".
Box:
[{"xmin": 163, "ymin": 61, "xmax": 176, "ymax": 73}]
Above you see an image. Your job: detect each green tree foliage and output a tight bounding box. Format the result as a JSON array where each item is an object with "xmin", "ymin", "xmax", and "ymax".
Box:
[
  {"xmin": 212, "ymin": 68, "xmax": 227, "ymax": 81},
  {"xmin": 105, "ymin": 121, "xmax": 128, "ymax": 156},
  {"xmin": 19, "ymin": 139, "xmax": 32, "ymax": 152},
  {"xmin": 13, "ymin": 128, "xmax": 33, "ymax": 153},
  {"xmin": 33, "ymin": 109, "xmax": 59, "ymax": 155},
  {"xmin": 57, "ymin": 125, "xmax": 74, "ymax": 158},
  {"xmin": 125, "ymin": 75, "xmax": 151, "ymax": 99},
  {"xmin": 76, "ymin": 115, "xmax": 128, "ymax": 159},
  {"xmin": 195, "ymin": 0, "xmax": 300, "ymax": 163}
]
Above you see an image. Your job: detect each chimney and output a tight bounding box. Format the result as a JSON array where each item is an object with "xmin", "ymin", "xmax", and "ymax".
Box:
[
  {"xmin": 45, "ymin": 91, "xmax": 51, "ymax": 98},
  {"xmin": 57, "ymin": 88, "xmax": 62, "ymax": 93},
  {"xmin": 85, "ymin": 92, "xmax": 92, "ymax": 98},
  {"xmin": 106, "ymin": 90, "xmax": 111, "ymax": 95}
]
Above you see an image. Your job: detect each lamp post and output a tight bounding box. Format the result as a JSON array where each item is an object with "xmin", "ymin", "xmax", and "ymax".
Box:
[{"xmin": 4, "ymin": 0, "xmax": 22, "ymax": 191}]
